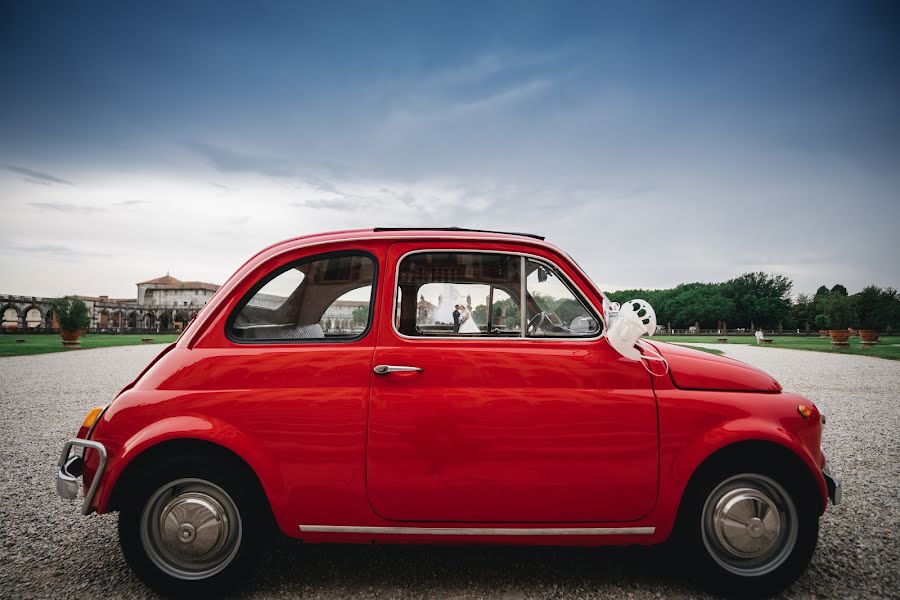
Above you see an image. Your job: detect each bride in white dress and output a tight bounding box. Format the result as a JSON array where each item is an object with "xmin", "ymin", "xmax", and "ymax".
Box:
[{"xmin": 457, "ymin": 305, "xmax": 480, "ymax": 334}]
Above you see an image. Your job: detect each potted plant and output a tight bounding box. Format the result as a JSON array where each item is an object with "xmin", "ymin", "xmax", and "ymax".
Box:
[
  {"xmin": 814, "ymin": 314, "xmax": 830, "ymax": 337},
  {"xmin": 49, "ymin": 296, "xmax": 91, "ymax": 343}
]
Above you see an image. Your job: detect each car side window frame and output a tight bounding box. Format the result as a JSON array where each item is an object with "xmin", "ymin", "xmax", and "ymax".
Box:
[
  {"xmin": 391, "ymin": 249, "xmax": 603, "ymax": 342},
  {"xmin": 225, "ymin": 249, "xmax": 379, "ymax": 345}
]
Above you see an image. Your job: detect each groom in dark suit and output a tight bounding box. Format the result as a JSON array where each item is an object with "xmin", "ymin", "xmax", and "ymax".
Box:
[{"xmin": 452, "ymin": 305, "xmax": 461, "ymax": 333}]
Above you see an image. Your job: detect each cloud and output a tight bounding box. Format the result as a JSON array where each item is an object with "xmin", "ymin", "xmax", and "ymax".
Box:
[
  {"xmin": 186, "ymin": 142, "xmax": 294, "ymax": 178},
  {"xmin": 28, "ymin": 201, "xmax": 105, "ymax": 214},
  {"xmin": 291, "ymin": 198, "xmax": 362, "ymax": 210},
  {"xmin": 450, "ymin": 78, "xmax": 552, "ymax": 114},
  {"xmin": 5, "ymin": 165, "xmax": 73, "ymax": 185},
  {"xmin": 112, "ymin": 200, "xmax": 148, "ymax": 207},
  {"xmin": 2, "ymin": 243, "xmax": 108, "ymax": 259}
]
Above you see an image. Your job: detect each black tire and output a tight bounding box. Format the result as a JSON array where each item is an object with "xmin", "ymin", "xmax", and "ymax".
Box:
[
  {"xmin": 679, "ymin": 461, "xmax": 819, "ymax": 597},
  {"xmin": 118, "ymin": 454, "xmax": 272, "ymax": 598}
]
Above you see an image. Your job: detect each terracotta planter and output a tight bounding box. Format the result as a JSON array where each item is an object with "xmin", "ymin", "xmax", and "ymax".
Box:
[
  {"xmin": 828, "ymin": 329, "xmax": 850, "ymax": 346},
  {"xmin": 60, "ymin": 329, "xmax": 84, "ymax": 342},
  {"xmin": 859, "ymin": 329, "xmax": 879, "ymax": 344},
  {"xmin": 818, "ymin": 329, "xmax": 829, "ymax": 337}
]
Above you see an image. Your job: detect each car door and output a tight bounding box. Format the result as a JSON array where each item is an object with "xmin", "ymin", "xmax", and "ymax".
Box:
[{"xmin": 366, "ymin": 243, "xmax": 659, "ymax": 523}]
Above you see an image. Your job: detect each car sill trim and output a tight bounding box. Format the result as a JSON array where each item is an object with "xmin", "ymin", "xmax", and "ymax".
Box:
[{"xmin": 300, "ymin": 525, "xmax": 655, "ymax": 536}]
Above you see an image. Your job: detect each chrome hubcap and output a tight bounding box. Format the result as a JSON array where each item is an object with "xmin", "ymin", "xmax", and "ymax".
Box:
[
  {"xmin": 160, "ymin": 493, "xmax": 229, "ymax": 559},
  {"xmin": 141, "ymin": 478, "xmax": 242, "ymax": 580},
  {"xmin": 701, "ymin": 474, "xmax": 797, "ymax": 576},
  {"xmin": 712, "ymin": 487, "xmax": 782, "ymax": 557}
]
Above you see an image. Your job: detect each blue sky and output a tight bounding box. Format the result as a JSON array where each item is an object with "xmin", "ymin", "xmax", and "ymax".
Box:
[{"xmin": 1, "ymin": 1, "xmax": 898, "ymax": 298}]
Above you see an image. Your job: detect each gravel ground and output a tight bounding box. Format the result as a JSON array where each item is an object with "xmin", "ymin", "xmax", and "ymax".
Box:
[{"xmin": 0, "ymin": 344, "xmax": 898, "ymax": 599}]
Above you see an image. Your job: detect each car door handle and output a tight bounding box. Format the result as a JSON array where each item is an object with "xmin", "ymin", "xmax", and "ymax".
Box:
[{"xmin": 373, "ymin": 364, "xmax": 423, "ymax": 375}]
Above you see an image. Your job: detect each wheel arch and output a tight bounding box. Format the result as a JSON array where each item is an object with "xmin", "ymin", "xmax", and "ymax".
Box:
[
  {"xmin": 97, "ymin": 416, "xmax": 293, "ymax": 535},
  {"xmin": 678, "ymin": 439, "xmax": 826, "ymax": 521}
]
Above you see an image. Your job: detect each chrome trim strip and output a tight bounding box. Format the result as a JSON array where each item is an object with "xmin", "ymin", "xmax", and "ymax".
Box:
[
  {"xmin": 57, "ymin": 438, "xmax": 107, "ymax": 515},
  {"xmin": 300, "ymin": 525, "xmax": 655, "ymax": 536},
  {"xmin": 391, "ymin": 248, "xmax": 604, "ymax": 342},
  {"xmin": 520, "ymin": 255, "xmax": 527, "ymax": 333}
]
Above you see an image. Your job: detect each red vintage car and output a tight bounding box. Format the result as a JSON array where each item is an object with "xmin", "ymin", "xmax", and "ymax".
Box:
[{"xmin": 56, "ymin": 227, "xmax": 840, "ymax": 597}]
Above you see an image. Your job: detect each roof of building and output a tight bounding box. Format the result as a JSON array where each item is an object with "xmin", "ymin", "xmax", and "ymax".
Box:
[
  {"xmin": 138, "ymin": 274, "xmax": 182, "ymax": 285},
  {"xmin": 332, "ymin": 300, "xmax": 369, "ymax": 307},
  {"xmin": 138, "ymin": 274, "xmax": 219, "ymax": 292}
]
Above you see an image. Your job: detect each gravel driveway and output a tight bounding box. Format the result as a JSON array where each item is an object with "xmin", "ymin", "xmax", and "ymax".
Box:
[{"xmin": 0, "ymin": 343, "xmax": 897, "ymax": 599}]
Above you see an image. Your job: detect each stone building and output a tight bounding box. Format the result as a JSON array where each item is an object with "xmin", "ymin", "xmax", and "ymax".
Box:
[
  {"xmin": 136, "ymin": 274, "xmax": 219, "ymax": 308},
  {"xmin": 1, "ymin": 274, "xmax": 369, "ymax": 334}
]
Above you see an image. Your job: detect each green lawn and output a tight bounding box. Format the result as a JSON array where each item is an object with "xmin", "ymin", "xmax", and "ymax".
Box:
[
  {"xmin": 674, "ymin": 344, "xmax": 724, "ymax": 356},
  {"xmin": 653, "ymin": 335, "xmax": 900, "ymax": 361},
  {"xmin": 0, "ymin": 334, "xmax": 179, "ymax": 357}
]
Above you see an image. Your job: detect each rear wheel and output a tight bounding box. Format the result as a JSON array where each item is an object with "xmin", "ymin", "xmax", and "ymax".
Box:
[
  {"xmin": 682, "ymin": 466, "xmax": 819, "ymax": 596},
  {"xmin": 118, "ymin": 457, "xmax": 271, "ymax": 597}
]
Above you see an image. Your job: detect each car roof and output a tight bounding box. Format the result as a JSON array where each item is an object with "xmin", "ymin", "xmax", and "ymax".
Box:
[
  {"xmin": 245, "ymin": 228, "xmax": 552, "ymax": 262},
  {"xmin": 275, "ymin": 227, "xmax": 544, "ymax": 245},
  {"xmin": 372, "ymin": 227, "xmax": 544, "ymax": 240}
]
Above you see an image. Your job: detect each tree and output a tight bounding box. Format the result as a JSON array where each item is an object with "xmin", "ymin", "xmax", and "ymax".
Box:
[
  {"xmin": 830, "ymin": 284, "xmax": 848, "ymax": 296},
  {"xmin": 472, "ymin": 303, "xmax": 488, "ymax": 325},
  {"xmin": 493, "ymin": 297, "xmax": 520, "ymax": 330},
  {"xmin": 555, "ymin": 299, "xmax": 587, "ymax": 325},
  {"xmin": 351, "ymin": 306, "xmax": 369, "ymax": 325},
  {"xmin": 49, "ymin": 296, "xmax": 91, "ymax": 331},
  {"xmin": 816, "ymin": 292, "xmax": 854, "ymax": 330},
  {"xmin": 791, "ymin": 293, "xmax": 815, "ymax": 333},
  {"xmin": 853, "ymin": 285, "xmax": 882, "ymax": 329},
  {"xmin": 723, "ymin": 272, "xmax": 793, "ymax": 328},
  {"xmin": 881, "ymin": 288, "xmax": 900, "ymax": 333}
]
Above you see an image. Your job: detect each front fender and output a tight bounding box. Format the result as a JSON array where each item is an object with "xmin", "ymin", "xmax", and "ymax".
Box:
[
  {"xmin": 94, "ymin": 415, "xmax": 288, "ymax": 525},
  {"xmin": 651, "ymin": 390, "xmax": 829, "ymax": 539},
  {"xmin": 672, "ymin": 417, "xmax": 828, "ymax": 509}
]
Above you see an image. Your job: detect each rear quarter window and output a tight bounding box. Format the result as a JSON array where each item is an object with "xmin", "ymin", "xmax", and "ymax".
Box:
[{"xmin": 228, "ymin": 251, "xmax": 377, "ymax": 343}]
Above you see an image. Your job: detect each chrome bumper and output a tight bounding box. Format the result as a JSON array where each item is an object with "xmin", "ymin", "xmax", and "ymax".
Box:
[
  {"xmin": 823, "ymin": 464, "xmax": 842, "ymax": 506},
  {"xmin": 56, "ymin": 439, "xmax": 107, "ymax": 515}
]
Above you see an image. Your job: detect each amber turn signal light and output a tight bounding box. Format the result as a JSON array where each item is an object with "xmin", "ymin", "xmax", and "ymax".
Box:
[
  {"xmin": 82, "ymin": 406, "xmax": 105, "ymax": 428},
  {"xmin": 797, "ymin": 405, "xmax": 813, "ymax": 419}
]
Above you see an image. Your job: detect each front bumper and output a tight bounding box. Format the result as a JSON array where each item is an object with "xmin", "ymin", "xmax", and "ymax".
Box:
[
  {"xmin": 56, "ymin": 439, "xmax": 107, "ymax": 515},
  {"xmin": 823, "ymin": 463, "xmax": 842, "ymax": 506}
]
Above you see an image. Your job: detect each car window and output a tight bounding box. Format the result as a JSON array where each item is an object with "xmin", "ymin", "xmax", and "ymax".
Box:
[
  {"xmin": 230, "ymin": 252, "xmax": 376, "ymax": 342},
  {"xmin": 396, "ymin": 252, "xmax": 521, "ymax": 337},
  {"xmin": 525, "ymin": 259, "xmax": 600, "ymax": 338}
]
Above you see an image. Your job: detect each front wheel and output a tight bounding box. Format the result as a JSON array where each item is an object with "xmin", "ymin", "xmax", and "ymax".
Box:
[
  {"xmin": 118, "ymin": 458, "xmax": 270, "ymax": 597},
  {"xmin": 684, "ymin": 469, "xmax": 819, "ymax": 596}
]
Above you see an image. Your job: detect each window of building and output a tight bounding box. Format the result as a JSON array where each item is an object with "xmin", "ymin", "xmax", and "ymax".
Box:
[{"xmin": 229, "ymin": 252, "xmax": 376, "ymax": 342}]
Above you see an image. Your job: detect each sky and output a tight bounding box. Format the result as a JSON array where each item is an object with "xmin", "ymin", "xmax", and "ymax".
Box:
[{"xmin": 1, "ymin": 1, "xmax": 898, "ymax": 300}]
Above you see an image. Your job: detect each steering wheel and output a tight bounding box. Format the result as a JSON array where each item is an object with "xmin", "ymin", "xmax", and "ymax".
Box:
[
  {"xmin": 527, "ymin": 311, "xmax": 568, "ymax": 335},
  {"xmin": 526, "ymin": 313, "xmax": 544, "ymax": 335}
]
